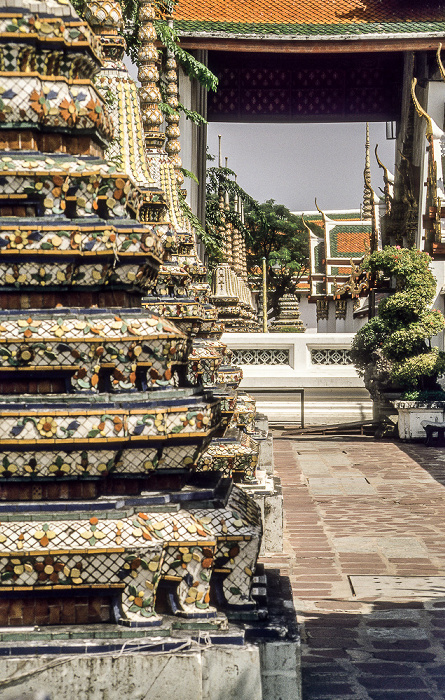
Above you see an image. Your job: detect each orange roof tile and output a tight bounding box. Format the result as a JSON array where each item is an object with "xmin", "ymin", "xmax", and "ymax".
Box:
[
  {"xmin": 174, "ymin": 0, "xmax": 445, "ymax": 35},
  {"xmin": 330, "ymin": 225, "xmax": 371, "ymax": 257},
  {"xmin": 330, "ymin": 266, "xmax": 353, "ymax": 275}
]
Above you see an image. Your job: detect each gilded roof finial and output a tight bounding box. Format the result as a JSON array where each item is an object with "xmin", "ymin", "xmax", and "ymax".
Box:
[
  {"xmin": 437, "ymin": 43, "xmax": 445, "ymax": 82},
  {"xmin": 375, "ymin": 144, "xmax": 394, "ymax": 185},
  {"xmin": 301, "ymin": 213, "xmax": 311, "ymax": 232},
  {"xmin": 375, "ymin": 144, "xmax": 394, "ymax": 216},
  {"xmin": 314, "ymin": 198, "xmax": 324, "ymax": 220},
  {"xmin": 301, "ymin": 214, "xmax": 315, "ymax": 239},
  {"xmin": 411, "ymin": 77, "xmax": 444, "ymax": 140},
  {"xmin": 314, "ymin": 198, "xmax": 332, "ymax": 224},
  {"xmin": 362, "ymin": 122, "xmax": 373, "ymax": 220}
]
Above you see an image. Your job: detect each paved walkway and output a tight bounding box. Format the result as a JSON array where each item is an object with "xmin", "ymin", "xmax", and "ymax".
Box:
[{"xmin": 261, "ymin": 434, "xmax": 445, "ymax": 700}]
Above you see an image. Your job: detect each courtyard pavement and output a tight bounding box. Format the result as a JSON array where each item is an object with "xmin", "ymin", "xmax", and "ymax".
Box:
[{"xmin": 261, "ymin": 433, "xmax": 445, "ymax": 699}]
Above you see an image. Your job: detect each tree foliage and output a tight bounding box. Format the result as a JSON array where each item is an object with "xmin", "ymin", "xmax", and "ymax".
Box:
[
  {"xmin": 204, "ymin": 160, "xmax": 309, "ymax": 316},
  {"xmin": 351, "ymin": 246, "xmax": 445, "ymax": 394},
  {"xmin": 204, "ymin": 164, "xmax": 255, "ymax": 267},
  {"xmin": 244, "ymin": 200, "xmax": 309, "ymax": 317}
]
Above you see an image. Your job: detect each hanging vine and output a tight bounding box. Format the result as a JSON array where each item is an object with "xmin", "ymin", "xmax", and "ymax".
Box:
[{"xmin": 72, "ymin": 0, "xmax": 218, "ymax": 125}]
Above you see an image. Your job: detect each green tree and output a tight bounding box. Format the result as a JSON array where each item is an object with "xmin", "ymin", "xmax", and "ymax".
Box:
[{"xmin": 244, "ymin": 199, "xmax": 309, "ymax": 318}]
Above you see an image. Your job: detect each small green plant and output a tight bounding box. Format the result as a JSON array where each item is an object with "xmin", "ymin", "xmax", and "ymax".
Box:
[
  {"xmin": 274, "ymin": 326, "xmax": 305, "ymax": 333},
  {"xmin": 351, "ymin": 246, "xmax": 445, "ymax": 393},
  {"xmin": 401, "ymin": 389, "xmax": 445, "ymax": 401}
]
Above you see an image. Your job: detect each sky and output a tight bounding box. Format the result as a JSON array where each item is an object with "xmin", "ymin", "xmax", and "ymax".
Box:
[{"xmin": 207, "ymin": 121, "xmax": 396, "ymax": 213}]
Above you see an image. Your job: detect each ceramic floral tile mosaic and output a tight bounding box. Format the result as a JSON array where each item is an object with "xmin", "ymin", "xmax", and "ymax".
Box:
[
  {"xmin": 197, "ymin": 432, "xmax": 259, "ymax": 482},
  {"xmin": 0, "ymin": 444, "xmax": 199, "ymax": 478},
  {"xmin": 0, "ymin": 0, "xmax": 264, "ymax": 633},
  {"xmin": 0, "ymin": 480, "xmax": 261, "ymax": 621},
  {"xmin": 0, "ymin": 310, "xmax": 189, "ymax": 391},
  {"xmin": 0, "ymin": 509, "xmax": 218, "ymax": 622}
]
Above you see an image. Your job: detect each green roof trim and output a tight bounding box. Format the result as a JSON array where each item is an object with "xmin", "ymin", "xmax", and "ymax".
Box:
[
  {"xmin": 330, "ymin": 224, "xmax": 372, "ymax": 233},
  {"xmin": 305, "ymin": 212, "xmax": 363, "ymax": 226},
  {"xmin": 175, "ymin": 20, "xmax": 445, "ymax": 37},
  {"xmin": 310, "ymin": 212, "xmax": 361, "ymax": 218},
  {"xmin": 313, "ymin": 241, "xmax": 325, "ymax": 273}
]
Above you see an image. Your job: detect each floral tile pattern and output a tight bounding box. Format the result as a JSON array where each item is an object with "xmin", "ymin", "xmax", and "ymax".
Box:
[{"xmin": 0, "ymin": 0, "xmax": 264, "ymax": 632}]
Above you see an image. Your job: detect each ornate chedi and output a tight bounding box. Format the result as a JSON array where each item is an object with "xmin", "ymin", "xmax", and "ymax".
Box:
[
  {"xmin": 269, "ymin": 294, "xmax": 305, "ymax": 333},
  {"xmin": 211, "ymin": 261, "xmax": 259, "ymax": 332},
  {"xmin": 117, "ymin": 3, "xmax": 263, "ymax": 490},
  {"xmin": 194, "ymin": 340, "xmax": 260, "ymax": 485},
  {"xmin": 210, "ymin": 151, "xmax": 259, "ymax": 333},
  {"xmin": 135, "ymin": 0, "xmax": 219, "ymax": 335},
  {"xmin": 0, "ymin": 0, "xmax": 263, "ymax": 634}
]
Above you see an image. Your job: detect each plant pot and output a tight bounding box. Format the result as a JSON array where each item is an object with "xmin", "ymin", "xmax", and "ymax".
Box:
[
  {"xmin": 393, "ymin": 400, "xmax": 445, "ymax": 441},
  {"xmin": 372, "ymin": 392, "xmax": 401, "ymax": 423}
]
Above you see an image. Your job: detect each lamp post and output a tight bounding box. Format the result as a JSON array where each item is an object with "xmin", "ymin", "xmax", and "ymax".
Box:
[{"xmin": 262, "ymin": 256, "xmax": 267, "ymax": 333}]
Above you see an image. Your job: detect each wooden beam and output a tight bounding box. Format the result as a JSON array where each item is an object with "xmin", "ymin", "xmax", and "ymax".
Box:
[{"xmin": 177, "ymin": 36, "xmax": 445, "ymax": 54}]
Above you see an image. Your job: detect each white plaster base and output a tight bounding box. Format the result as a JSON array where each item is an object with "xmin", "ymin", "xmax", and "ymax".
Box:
[
  {"xmin": 241, "ymin": 471, "xmax": 283, "ymax": 555},
  {"xmin": 260, "ymin": 640, "xmax": 302, "ymax": 700},
  {"xmin": 395, "ymin": 404, "xmax": 445, "ymax": 440},
  {"xmin": 255, "ymin": 397, "xmax": 372, "ymax": 425},
  {"xmin": 0, "ymin": 639, "xmax": 301, "ymax": 700},
  {"xmin": 223, "ymin": 332, "xmax": 372, "ymax": 425},
  {"xmin": 257, "ymin": 435, "xmax": 274, "ymax": 474}
]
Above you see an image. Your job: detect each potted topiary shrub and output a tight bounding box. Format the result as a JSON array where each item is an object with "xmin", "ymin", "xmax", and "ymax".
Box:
[{"xmin": 350, "ymin": 246, "xmax": 445, "ymax": 439}]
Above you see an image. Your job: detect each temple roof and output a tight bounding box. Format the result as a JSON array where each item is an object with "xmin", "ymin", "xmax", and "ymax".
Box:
[
  {"xmin": 174, "ymin": 0, "xmax": 445, "ymax": 39},
  {"xmin": 4, "ymin": 0, "xmax": 80, "ymax": 18},
  {"xmin": 302, "ymin": 211, "xmax": 363, "ymax": 230},
  {"xmin": 329, "ymin": 223, "xmax": 372, "ymax": 258}
]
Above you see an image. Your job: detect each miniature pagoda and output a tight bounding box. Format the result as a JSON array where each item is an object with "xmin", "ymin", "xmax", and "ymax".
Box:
[{"xmin": 269, "ymin": 294, "xmax": 305, "ymax": 333}]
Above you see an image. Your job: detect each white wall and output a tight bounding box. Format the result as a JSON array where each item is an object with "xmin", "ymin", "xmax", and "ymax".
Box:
[
  {"xmin": 223, "ymin": 332, "xmax": 372, "ymax": 424},
  {"xmin": 178, "ymin": 56, "xmax": 208, "ymax": 223},
  {"xmin": 296, "ymin": 295, "xmax": 316, "ymax": 331}
]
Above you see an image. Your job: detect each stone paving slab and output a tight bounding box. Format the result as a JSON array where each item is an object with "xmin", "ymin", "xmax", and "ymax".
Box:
[
  {"xmin": 350, "ymin": 576, "xmax": 445, "ymax": 599},
  {"xmin": 334, "ymin": 537, "xmax": 429, "ymax": 558},
  {"xmin": 260, "ymin": 435, "xmax": 445, "ymax": 700},
  {"xmin": 307, "ymin": 476, "xmax": 377, "ymax": 496}
]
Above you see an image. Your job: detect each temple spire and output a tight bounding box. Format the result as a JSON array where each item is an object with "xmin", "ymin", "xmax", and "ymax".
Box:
[
  {"xmin": 138, "ymin": 0, "xmax": 165, "ymax": 149},
  {"xmin": 224, "ymin": 157, "xmax": 233, "ymax": 266},
  {"xmin": 362, "ymin": 122, "xmax": 373, "ymax": 220},
  {"xmin": 165, "ymin": 13, "xmax": 184, "ymax": 187}
]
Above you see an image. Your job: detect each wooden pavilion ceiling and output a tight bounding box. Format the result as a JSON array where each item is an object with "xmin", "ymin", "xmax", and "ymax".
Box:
[{"xmin": 206, "ymin": 51, "xmax": 403, "ymax": 122}]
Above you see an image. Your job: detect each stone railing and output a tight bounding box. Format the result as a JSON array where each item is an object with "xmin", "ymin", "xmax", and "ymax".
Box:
[
  {"xmin": 310, "ymin": 348, "xmax": 352, "ymax": 365},
  {"xmin": 221, "ymin": 332, "xmax": 363, "ymax": 390},
  {"xmin": 230, "ymin": 348, "xmax": 290, "ymax": 366}
]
